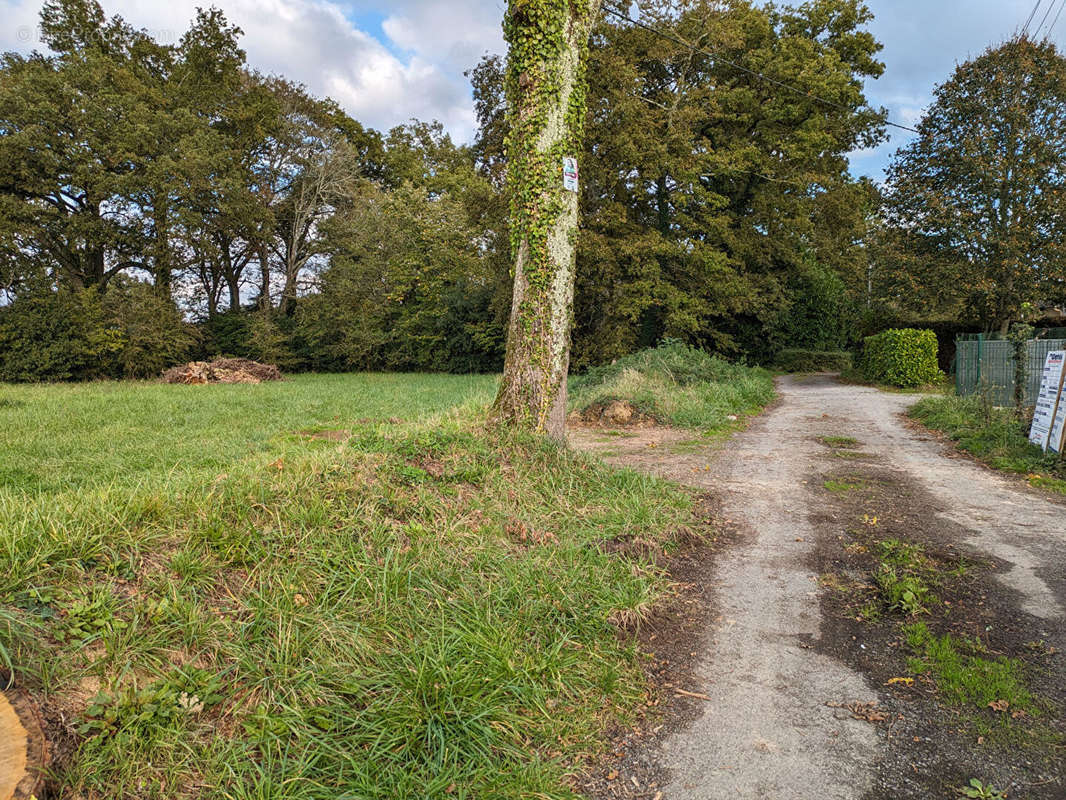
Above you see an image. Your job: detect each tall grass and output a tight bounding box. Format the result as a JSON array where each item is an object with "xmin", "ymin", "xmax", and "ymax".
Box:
[
  {"xmin": 569, "ymin": 342, "xmax": 775, "ymax": 431},
  {"xmin": 909, "ymin": 395, "xmax": 1066, "ymax": 495},
  {"xmin": 0, "ymin": 374, "xmax": 703, "ymax": 798}
]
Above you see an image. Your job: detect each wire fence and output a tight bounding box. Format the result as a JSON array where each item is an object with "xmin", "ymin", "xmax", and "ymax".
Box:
[{"xmin": 956, "ymin": 334, "xmax": 1066, "ymax": 406}]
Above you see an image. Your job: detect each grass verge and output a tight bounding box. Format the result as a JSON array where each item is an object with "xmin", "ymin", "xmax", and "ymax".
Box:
[
  {"xmin": 909, "ymin": 395, "xmax": 1066, "ymax": 496},
  {"xmin": 569, "ymin": 342, "xmax": 775, "ymax": 433},
  {"xmin": 0, "ymin": 374, "xmax": 706, "ymax": 798}
]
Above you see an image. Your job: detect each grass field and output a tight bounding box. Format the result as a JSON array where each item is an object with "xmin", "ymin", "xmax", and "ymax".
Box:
[
  {"xmin": 0, "ymin": 371, "xmax": 719, "ymax": 799},
  {"xmin": 909, "ymin": 395, "xmax": 1066, "ymax": 496}
]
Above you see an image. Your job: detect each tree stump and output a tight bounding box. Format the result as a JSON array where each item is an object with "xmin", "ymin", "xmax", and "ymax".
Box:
[{"xmin": 0, "ymin": 692, "xmax": 47, "ymax": 800}]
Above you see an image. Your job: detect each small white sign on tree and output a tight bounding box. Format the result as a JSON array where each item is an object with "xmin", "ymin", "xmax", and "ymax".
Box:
[{"xmin": 562, "ymin": 157, "xmax": 579, "ymax": 193}]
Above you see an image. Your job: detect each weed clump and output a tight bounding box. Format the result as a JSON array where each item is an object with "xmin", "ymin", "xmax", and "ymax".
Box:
[{"xmin": 569, "ymin": 341, "xmax": 774, "ymax": 431}]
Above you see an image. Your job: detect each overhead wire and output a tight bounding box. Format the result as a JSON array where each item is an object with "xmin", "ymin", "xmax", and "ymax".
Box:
[
  {"xmin": 601, "ymin": 5, "xmax": 920, "ymax": 134},
  {"xmin": 1042, "ymin": 0, "xmax": 1066, "ymax": 37},
  {"xmin": 1035, "ymin": 0, "xmax": 1059, "ymax": 37},
  {"xmin": 1023, "ymin": 0, "xmax": 1043, "ymax": 36}
]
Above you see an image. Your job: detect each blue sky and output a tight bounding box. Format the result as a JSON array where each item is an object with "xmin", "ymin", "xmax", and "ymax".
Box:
[{"xmin": 2, "ymin": 0, "xmax": 1064, "ymax": 179}]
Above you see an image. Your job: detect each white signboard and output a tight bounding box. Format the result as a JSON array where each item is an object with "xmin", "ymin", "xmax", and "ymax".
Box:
[
  {"xmin": 1030, "ymin": 351, "xmax": 1066, "ymax": 451},
  {"xmin": 562, "ymin": 157, "xmax": 579, "ymax": 192},
  {"xmin": 1050, "ymin": 395, "xmax": 1066, "ymax": 454}
]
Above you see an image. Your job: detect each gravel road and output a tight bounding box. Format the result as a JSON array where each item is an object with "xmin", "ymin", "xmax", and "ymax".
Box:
[{"xmin": 570, "ymin": 374, "xmax": 1066, "ymax": 799}]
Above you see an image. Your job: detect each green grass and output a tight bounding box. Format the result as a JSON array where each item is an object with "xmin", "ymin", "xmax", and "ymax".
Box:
[
  {"xmin": 823, "ymin": 478, "xmax": 864, "ymax": 493},
  {"xmin": 569, "ymin": 341, "xmax": 775, "ymax": 432},
  {"xmin": 909, "ymin": 395, "xmax": 1066, "ymax": 495},
  {"xmin": 819, "ymin": 436, "xmax": 859, "ymax": 449},
  {"xmin": 0, "ymin": 373, "xmax": 497, "ymax": 494},
  {"xmin": 0, "ymin": 374, "xmax": 705, "ymax": 798},
  {"xmin": 904, "ymin": 622, "xmax": 1035, "ymax": 715}
]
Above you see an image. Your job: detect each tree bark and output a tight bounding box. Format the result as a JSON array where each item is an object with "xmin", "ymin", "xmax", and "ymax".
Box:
[{"xmin": 491, "ymin": 0, "xmax": 600, "ymax": 440}]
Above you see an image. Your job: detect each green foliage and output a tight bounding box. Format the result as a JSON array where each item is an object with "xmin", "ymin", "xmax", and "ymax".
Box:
[
  {"xmin": 776, "ymin": 261, "xmax": 857, "ymax": 353},
  {"xmin": 0, "ymin": 288, "xmax": 118, "ymax": 382},
  {"xmin": 298, "ymin": 181, "xmax": 506, "ymax": 374},
  {"xmin": 909, "ymin": 395, "xmax": 1066, "ymax": 494},
  {"xmin": 569, "ymin": 341, "xmax": 775, "ymax": 431},
  {"xmin": 0, "ymin": 281, "xmax": 195, "ymax": 382},
  {"xmin": 861, "ymin": 328, "xmax": 943, "ymax": 387},
  {"xmin": 99, "ymin": 279, "xmax": 200, "ymax": 378},
  {"xmin": 881, "ymin": 38, "xmax": 1066, "ymax": 330},
  {"xmin": 775, "ymin": 349, "xmax": 853, "ymax": 373}
]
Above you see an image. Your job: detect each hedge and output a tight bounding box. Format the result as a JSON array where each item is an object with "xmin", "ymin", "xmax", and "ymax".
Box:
[
  {"xmin": 774, "ymin": 349, "xmax": 853, "ymax": 373},
  {"xmin": 861, "ymin": 328, "xmax": 943, "ymax": 388}
]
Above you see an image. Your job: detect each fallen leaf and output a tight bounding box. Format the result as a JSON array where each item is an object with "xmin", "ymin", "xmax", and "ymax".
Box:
[
  {"xmin": 885, "ymin": 677, "xmax": 914, "ymax": 686},
  {"xmin": 988, "ymin": 699, "xmax": 1009, "ymax": 713},
  {"xmin": 607, "ymin": 770, "xmax": 619, "ymax": 781},
  {"xmin": 827, "ymin": 700, "xmax": 887, "ymax": 722}
]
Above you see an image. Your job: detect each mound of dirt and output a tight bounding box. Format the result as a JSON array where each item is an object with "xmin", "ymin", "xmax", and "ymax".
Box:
[
  {"xmin": 161, "ymin": 358, "xmax": 282, "ymax": 385},
  {"xmin": 568, "ymin": 401, "xmax": 656, "ymax": 428}
]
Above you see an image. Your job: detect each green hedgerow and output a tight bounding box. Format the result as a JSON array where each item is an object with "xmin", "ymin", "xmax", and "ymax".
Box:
[{"xmin": 861, "ymin": 329, "xmax": 943, "ymax": 388}]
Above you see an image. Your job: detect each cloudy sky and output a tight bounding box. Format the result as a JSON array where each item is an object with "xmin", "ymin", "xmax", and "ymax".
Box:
[{"xmin": 2, "ymin": 0, "xmax": 1064, "ymax": 178}]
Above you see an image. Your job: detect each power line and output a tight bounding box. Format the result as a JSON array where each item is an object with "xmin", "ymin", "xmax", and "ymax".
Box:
[
  {"xmin": 1048, "ymin": 0, "xmax": 1066, "ymax": 36},
  {"xmin": 1034, "ymin": 0, "xmax": 1059, "ymax": 37},
  {"xmin": 1040, "ymin": 0, "xmax": 1066, "ymax": 37},
  {"xmin": 601, "ymin": 5, "xmax": 920, "ymax": 134},
  {"xmin": 1023, "ymin": 0, "xmax": 1043, "ymax": 35}
]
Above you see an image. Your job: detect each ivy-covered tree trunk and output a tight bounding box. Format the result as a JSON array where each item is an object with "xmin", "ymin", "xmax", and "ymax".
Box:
[{"xmin": 490, "ymin": 0, "xmax": 600, "ymax": 439}]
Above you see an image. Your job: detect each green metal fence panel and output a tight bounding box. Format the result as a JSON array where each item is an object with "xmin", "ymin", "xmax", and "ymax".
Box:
[{"xmin": 955, "ymin": 337, "xmax": 1066, "ymax": 406}]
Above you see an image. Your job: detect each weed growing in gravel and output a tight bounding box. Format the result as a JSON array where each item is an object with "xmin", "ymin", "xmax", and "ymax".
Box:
[
  {"xmin": 819, "ymin": 436, "xmax": 860, "ymax": 448},
  {"xmin": 904, "ymin": 623, "xmax": 1034, "ymax": 717},
  {"xmin": 874, "ymin": 540, "xmax": 937, "ymax": 615},
  {"xmin": 956, "ymin": 778, "xmax": 1007, "ymax": 799},
  {"xmin": 824, "ymin": 479, "xmax": 864, "ymax": 493}
]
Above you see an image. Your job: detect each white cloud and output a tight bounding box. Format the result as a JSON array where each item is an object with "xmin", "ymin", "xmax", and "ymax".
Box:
[{"xmin": 0, "ymin": 0, "xmax": 501, "ymax": 140}]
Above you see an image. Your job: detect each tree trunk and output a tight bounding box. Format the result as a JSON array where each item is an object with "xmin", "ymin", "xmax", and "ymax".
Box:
[
  {"xmin": 258, "ymin": 243, "xmax": 272, "ymax": 309},
  {"xmin": 490, "ymin": 0, "xmax": 600, "ymax": 440},
  {"xmin": 153, "ymin": 201, "xmax": 171, "ymax": 299}
]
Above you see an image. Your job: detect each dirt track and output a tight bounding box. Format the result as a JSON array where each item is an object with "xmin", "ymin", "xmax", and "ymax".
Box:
[{"xmin": 571, "ymin": 374, "xmax": 1066, "ymax": 799}]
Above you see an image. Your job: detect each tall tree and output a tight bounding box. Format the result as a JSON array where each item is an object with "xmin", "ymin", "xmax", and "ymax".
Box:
[
  {"xmin": 882, "ymin": 37, "xmax": 1066, "ymax": 333},
  {"xmin": 491, "ymin": 0, "xmax": 602, "ymax": 439}
]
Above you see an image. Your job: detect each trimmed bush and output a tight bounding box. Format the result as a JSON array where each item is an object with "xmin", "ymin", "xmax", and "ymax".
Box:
[
  {"xmin": 774, "ymin": 349, "xmax": 853, "ymax": 373},
  {"xmin": 861, "ymin": 328, "xmax": 943, "ymax": 387}
]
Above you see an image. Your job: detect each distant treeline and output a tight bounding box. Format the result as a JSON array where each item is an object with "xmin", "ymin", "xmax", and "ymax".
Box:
[{"xmin": 1, "ymin": 0, "xmax": 902, "ymax": 381}]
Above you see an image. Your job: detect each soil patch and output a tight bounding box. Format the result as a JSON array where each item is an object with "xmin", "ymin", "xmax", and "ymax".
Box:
[
  {"xmin": 809, "ymin": 442, "xmax": 1065, "ymax": 799},
  {"xmin": 569, "ymin": 401, "xmax": 658, "ymax": 429},
  {"xmin": 161, "ymin": 358, "xmax": 282, "ymax": 385}
]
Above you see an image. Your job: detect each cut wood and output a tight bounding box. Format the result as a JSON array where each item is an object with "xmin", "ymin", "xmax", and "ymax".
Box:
[{"xmin": 0, "ymin": 692, "xmax": 47, "ymax": 800}]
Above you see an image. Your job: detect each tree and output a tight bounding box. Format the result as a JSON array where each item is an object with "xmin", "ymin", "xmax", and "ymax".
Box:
[
  {"xmin": 883, "ymin": 37, "xmax": 1066, "ymax": 333},
  {"xmin": 473, "ymin": 0, "xmax": 887, "ymax": 368},
  {"xmin": 491, "ymin": 0, "xmax": 602, "ymax": 439}
]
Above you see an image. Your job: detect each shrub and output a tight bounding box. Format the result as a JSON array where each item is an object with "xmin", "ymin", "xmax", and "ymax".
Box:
[
  {"xmin": 100, "ymin": 279, "xmax": 200, "ymax": 378},
  {"xmin": 774, "ymin": 349, "xmax": 853, "ymax": 373},
  {"xmin": 0, "ymin": 288, "xmax": 121, "ymax": 382},
  {"xmin": 0, "ymin": 281, "xmax": 197, "ymax": 382},
  {"xmin": 861, "ymin": 328, "xmax": 943, "ymax": 387}
]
